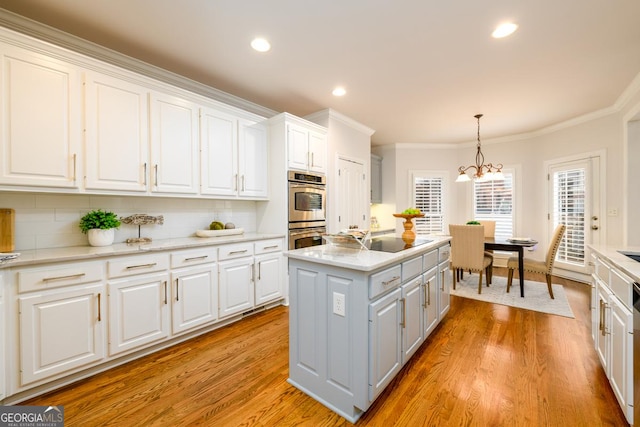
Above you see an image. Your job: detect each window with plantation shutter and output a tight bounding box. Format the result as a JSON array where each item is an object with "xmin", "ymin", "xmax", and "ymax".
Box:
[
  {"xmin": 552, "ymin": 168, "xmax": 585, "ymax": 266},
  {"xmin": 412, "ymin": 172, "xmax": 446, "ymax": 235},
  {"xmin": 472, "ymin": 171, "xmax": 514, "ymax": 240}
]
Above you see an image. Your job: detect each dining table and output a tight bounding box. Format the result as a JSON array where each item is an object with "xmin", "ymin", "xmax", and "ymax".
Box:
[{"xmin": 484, "ymin": 238, "xmax": 538, "ymax": 297}]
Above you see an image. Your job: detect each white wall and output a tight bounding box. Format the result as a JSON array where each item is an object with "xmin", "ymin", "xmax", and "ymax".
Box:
[
  {"xmin": 1, "ymin": 193, "xmax": 257, "ymax": 251},
  {"xmin": 376, "ymin": 82, "xmax": 640, "ymax": 256}
]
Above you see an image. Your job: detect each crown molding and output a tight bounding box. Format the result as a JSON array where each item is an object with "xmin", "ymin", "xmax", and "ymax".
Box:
[
  {"xmin": 305, "ymin": 108, "xmax": 376, "ymax": 136},
  {"xmin": 0, "ymin": 8, "xmax": 279, "ymax": 119}
]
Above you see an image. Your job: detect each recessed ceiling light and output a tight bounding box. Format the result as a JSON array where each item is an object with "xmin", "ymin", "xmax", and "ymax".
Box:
[
  {"xmin": 332, "ymin": 87, "xmax": 346, "ymax": 97},
  {"xmin": 251, "ymin": 37, "xmax": 271, "ymax": 52},
  {"xmin": 492, "ymin": 23, "xmax": 518, "ymax": 38}
]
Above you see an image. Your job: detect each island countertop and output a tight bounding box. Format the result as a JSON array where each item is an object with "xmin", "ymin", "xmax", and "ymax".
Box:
[{"xmin": 284, "ymin": 235, "xmax": 451, "ymax": 272}]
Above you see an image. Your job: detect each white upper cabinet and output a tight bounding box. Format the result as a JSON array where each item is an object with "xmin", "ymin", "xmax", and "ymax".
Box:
[
  {"xmin": 200, "ymin": 107, "xmax": 268, "ymax": 199},
  {"xmin": 149, "ymin": 92, "xmax": 199, "ymax": 195},
  {"xmin": 238, "ymin": 118, "xmax": 268, "ymax": 198},
  {"xmin": 0, "ymin": 44, "xmax": 81, "ymax": 188},
  {"xmin": 287, "ymin": 122, "xmax": 327, "ymax": 174},
  {"xmin": 83, "ymin": 70, "xmax": 149, "ymax": 193},
  {"xmin": 200, "ymin": 107, "xmax": 238, "ymax": 196}
]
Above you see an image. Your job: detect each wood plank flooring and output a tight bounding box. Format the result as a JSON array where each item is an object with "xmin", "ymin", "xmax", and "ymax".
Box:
[{"xmin": 22, "ymin": 270, "xmax": 629, "ymax": 426}]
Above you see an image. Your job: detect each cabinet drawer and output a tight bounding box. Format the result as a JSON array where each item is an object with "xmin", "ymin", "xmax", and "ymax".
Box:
[
  {"xmin": 18, "ymin": 261, "xmax": 104, "ymax": 293},
  {"xmin": 423, "ymin": 250, "xmax": 438, "ymax": 270},
  {"xmin": 254, "ymin": 238, "xmax": 283, "ymax": 255},
  {"xmin": 610, "ymin": 268, "xmax": 632, "ymax": 309},
  {"xmin": 438, "ymin": 244, "xmax": 450, "ymax": 263},
  {"xmin": 219, "ymin": 242, "xmax": 254, "ymax": 260},
  {"xmin": 369, "ymin": 265, "xmax": 402, "ymax": 299},
  {"xmin": 170, "ymin": 248, "xmax": 217, "ymax": 268},
  {"xmin": 402, "ymin": 256, "xmax": 422, "ymax": 282},
  {"xmin": 107, "ymin": 253, "xmax": 169, "ymax": 278},
  {"xmin": 594, "ymin": 257, "xmax": 610, "ymax": 283}
]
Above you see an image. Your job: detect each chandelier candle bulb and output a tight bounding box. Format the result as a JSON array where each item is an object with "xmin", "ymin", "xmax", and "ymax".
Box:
[{"xmin": 456, "ymin": 114, "xmax": 504, "ymax": 182}]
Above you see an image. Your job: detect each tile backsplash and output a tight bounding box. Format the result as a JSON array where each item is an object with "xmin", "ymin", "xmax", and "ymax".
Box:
[{"xmin": 1, "ymin": 192, "xmax": 257, "ymax": 251}]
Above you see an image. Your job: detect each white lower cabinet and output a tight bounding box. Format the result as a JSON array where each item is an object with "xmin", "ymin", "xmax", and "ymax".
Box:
[
  {"xmin": 108, "ymin": 272, "xmax": 170, "ymax": 356},
  {"xmin": 218, "ymin": 243, "xmax": 255, "ymax": 318},
  {"xmin": 170, "ymin": 248, "xmax": 218, "ymax": 335},
  {"xmin": 590, "ymin": 252, "xmax": 634, "ymax": 424},
  {"xmin": 4, "ymin": 238, "xmax": 284, "ymax": 403},
  {"xmin": 401, "ymin": 276, "xmax": 423, "ymax": 363},
  {"xmin": 19, "ymin": 284, "xmax": 105, "ymax": 386},
  {"xmin": 368, "ymin": 287, "xmax": 402, "ymax": 401}
]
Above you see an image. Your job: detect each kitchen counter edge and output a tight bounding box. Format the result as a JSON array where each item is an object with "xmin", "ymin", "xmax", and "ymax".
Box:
[
  {"xmin": 588, "ymin": 244, "xmax": 640, "ymax": 282},
  {"xmin": 285, "ymin": 235, "xmax": 451, "ymax": 272},
  {"xmin": 0, "ymin": 233, "xmax": 285, "ymax": 268}
]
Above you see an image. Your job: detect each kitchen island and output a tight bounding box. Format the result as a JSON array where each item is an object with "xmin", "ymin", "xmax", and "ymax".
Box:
[{"xmin": 285, "ymin": 236, "xmax": 451, "ymax": 423}]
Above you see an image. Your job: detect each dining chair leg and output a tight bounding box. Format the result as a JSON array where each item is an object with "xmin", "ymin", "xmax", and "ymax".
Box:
[
  {"xmin": 507, "ymin": 269, "xmax": 513, "ymax": 293},
  {"xmin": 545, "ymin": 274, "xmax": 555, "ymax": 299},
  {"xmin": 477, "ymin": 271, "xmax": 483, "ymax": 294}
]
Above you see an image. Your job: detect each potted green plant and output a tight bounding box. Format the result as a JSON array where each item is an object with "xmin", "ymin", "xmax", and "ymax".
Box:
[{"xmin": 79, "ymin": 209, "xmax": 121, "ymax": 247}]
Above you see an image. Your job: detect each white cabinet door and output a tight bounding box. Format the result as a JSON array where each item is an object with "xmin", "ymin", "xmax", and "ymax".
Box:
[
  {"xmin": 422, "ymin": 268, "xmax": 438, "ymax": 338},
  {"xmin": 0, "ymin": 46, "xmax": 81, "ymax": 188},
  {"xmin": 401, "ymin": 276, "xmax": 423, "ymax": 363},
  {"xmin": 238, "ymin": 119, "xmax": 268, "ymax": 198},
  {"xmin": 308, "ymin": 130, "xmax": 327, "ymax": 173},
  {"xmin": 108, "ymin": 272, "xmax": 170, "ymax": 356},
  {"xmin": 19, "ymin": 284, "xmax": 105, "ymax": 385},
  {"xmin": 609, "ymin": 295, "xmax": 633, "ymax": 420},
  {"xmin": 200, "ymin": 107, "xmax": 238, "ymax": 196},
  {"xmin": 336, "ymin": 157, "xmax": 367, "ymax": 231},
  {"xmin": 368, "ymin": 287, "xmax": 402, "ymax": 401},
  {"xmin": 287, "ymin": 123, "xmax": 310, "ymax": 171},
  {"xmin": 150, "ymin": 92, "xmax": 199, "ymax": 195},
  {"xmin": 438, "ymin": 261, "xmax": 451, "ymax": 318},
  {"xmin": 595, "ymin": 282, "xmax": 612, "ymax": 374},
  {"xmin": 219, "ymin": 257, "xmax": 254, "ymax": 318},
  {"xmin": 254, "ymin": 253, "xmax": 283, "ymax": 305},
  {"xmin": 171, "ymin": 264, "xmax": 217, "ymax": 335},
  {"xmin": 84, "ymin": 71, "xmax": 149, "ymax": 192}
]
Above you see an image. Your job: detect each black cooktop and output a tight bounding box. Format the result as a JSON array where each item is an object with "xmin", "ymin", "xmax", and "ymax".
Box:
[{"xmin": 367, "ymin": 236, "xmax": 433, "ymax": 253}]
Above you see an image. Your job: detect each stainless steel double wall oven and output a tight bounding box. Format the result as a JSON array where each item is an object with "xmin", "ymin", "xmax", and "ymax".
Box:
[{"xmin": 288, "ymin": 170, "xmax": 326, "ymax": 249}]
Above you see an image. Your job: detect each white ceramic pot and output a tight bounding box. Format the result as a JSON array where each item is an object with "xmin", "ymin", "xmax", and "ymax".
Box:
[{"xmin": 87, "ymin": 228, "xmax": 115, "ymax": 247}]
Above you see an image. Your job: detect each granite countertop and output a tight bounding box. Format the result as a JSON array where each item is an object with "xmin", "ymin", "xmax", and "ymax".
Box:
[
  {"xmin": 588, "ymin": 244, "xmax": 640, "ymax": 281},
  {"xmin": 0, "ymin": 232, "xmax": 284, "ymax": 268},
  {"xmin": 285, "ymin": 235, "xmax": 451, "ymax": 272}
]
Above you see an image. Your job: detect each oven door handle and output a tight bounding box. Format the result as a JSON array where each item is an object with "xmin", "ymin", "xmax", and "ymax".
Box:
[
  {"xmin": 289, "ymin": 229, "xmax": 325, "ymax": 237},
  {"xmin": 288, "ymin": 183, "xmax": 326, "ymax": 191}
]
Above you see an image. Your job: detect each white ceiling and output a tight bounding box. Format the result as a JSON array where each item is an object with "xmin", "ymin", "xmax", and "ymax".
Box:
[{"xmin": 1, "ymin": 0, "xmax": 639, "ymax": 146}]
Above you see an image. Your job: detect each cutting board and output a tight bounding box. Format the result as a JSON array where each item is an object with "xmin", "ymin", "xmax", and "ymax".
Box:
[{"xmin": 0, "ymin": 208, "xmax": 15, "ymax": 252}]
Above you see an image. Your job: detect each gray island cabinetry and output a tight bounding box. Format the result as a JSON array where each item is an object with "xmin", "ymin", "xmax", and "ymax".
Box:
[{"xmin": 286, "ymin": 237, "xmax": 451, "ymax": 423}]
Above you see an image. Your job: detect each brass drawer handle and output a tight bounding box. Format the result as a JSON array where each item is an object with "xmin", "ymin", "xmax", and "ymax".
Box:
[
  {"xmin": 126, "ymin": 263, "xmax": 158, "ymax": 270},
  {"xmin": 382, "ymin": 276, "xmax": 400, "ymax": 287},
  {"xmin": 43, "ymin": 273, "xmax": 86, "ymax": 282},
  {"xmin": 228, "ymin": 250, "xmax": 248, "ymax": 255},
  {"xmin": 184, "ymin": 256, "xmax": 208, "ymax": 261}
]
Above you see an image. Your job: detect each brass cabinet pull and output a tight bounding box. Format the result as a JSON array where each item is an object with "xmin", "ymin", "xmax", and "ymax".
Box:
[
  {"xmin": 126, "ymin": 263, "xmax": 157, "ymax": 270},
  {"xmin": 163, "ymin": 281, "xmax": 168, "ymax": 305},
  {"xmin": 175, "ymin": 278, "xmax": 179, "ymax": 302},
  {"xmin": 72, "ymin": 153, "xmax": 77, "ymax": 183},
  {"xmin": 228, "ymin": 250, "xmax": 247, "ymax": 255},
  {"xmin": 257, "ymin": 262, "xmax": 261, "ymax": 280},
  {"xmin": 154, "ymin": 164, "xmax": 158, "ymax": 186},
  {"xmin": 262, "ymin": 245, "xmax": 279, "ymax": 250},
  {"xmin": 43, "ymin": 273, "xmax": 85, "ymax": 282},
  {"xmin": 184, "ymin": 255, "xmax": 208, "ymax": 261},
  {"xmin": 400, "ymin": 298, "xmax": 406, "ymax": 328},
  {"xmin": 422, "ymin": 281, "xmax": 428, "ymax": 308},
  {"xmin": 97, "ymin": 293, "xmax": 101, "ymax": 322},
  {"xmin": 143, "ymin": 162, "xmax": 147, "ymax": 186},
  {"xmin": 441, "ymin": 271, "xmax": 445, "ymax": 291},
  {"xmin": 427, "ymin": 280, "xmax": 431, "ymax": 306},
  {"xmin": 382, "ymin": 276, "xmax": 400, "ymax": 287}
]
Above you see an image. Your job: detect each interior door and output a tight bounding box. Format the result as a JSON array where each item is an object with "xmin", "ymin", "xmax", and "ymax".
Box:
[
  {"xmin": 336, "ymin": 157, "xmax": 367, "ymax": 231},
  {"xmin": 548, "ymin": 156, "xmax": 601, "ymax": 275}
]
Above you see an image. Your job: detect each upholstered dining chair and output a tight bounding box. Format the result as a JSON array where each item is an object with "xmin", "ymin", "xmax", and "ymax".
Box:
[
  {"xmin": 506, "ymin": 224, "xmax": 566, "ymax": 299},
  {"xmin": 449, "ymin": 224, "xmax": 493, "ymax": 294},
  {"xmin": 478, "ymin": 220, "xmax": 496, "ymax": 259}
]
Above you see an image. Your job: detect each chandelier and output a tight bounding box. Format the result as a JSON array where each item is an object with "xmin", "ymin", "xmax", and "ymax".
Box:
[{"xmin": 455, "ymin": 114, "xmax": 504, "ymax": 182}]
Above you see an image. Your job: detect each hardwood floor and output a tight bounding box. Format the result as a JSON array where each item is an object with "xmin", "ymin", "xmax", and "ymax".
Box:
[{"xmin": 22, "ymin": 270, "xmax": 629, "ymax": 426}]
